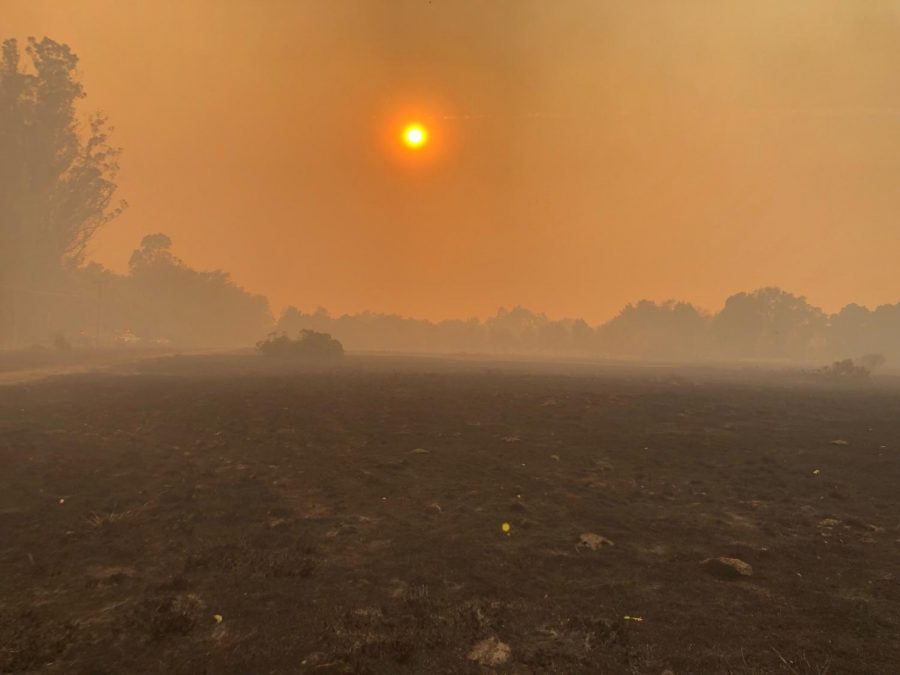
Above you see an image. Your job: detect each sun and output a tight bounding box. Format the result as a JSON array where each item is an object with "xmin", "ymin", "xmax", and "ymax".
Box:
[{"xmin": 402, "ymin": 123, "xmax": 428, "ymax": 149}]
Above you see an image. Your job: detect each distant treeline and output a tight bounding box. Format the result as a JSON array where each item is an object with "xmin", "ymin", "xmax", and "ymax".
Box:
[
  {"xmin": 2, "ymin": 37, "xmax": 898, "ymax": 364},
  {"xmin": 277, "ymin": 289, "xmax": 900, "ymax": 364},
  {"xmin": 1, "ymin": 232, "xmax": 272, "ymax": 349}
]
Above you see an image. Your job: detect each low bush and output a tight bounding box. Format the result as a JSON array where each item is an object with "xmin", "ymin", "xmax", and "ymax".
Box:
[
  {"xmin": 815, "ymin": 358, "xmax": 871, "ymax": 379},
  {"xmin": 256, "ymin": 330, "xmax": 344, "ymax": 360}
]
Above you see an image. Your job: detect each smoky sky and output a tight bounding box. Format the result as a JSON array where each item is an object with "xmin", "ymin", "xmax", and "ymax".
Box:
[{"xmin": 5, "ymin": 0, "xmax": 900, "ymax": 322}]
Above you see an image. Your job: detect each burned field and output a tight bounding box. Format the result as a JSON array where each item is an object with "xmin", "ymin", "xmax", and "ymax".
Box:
[{"xmin": 1, "ymin": 355, "xmax": 898, "ymax": 673}]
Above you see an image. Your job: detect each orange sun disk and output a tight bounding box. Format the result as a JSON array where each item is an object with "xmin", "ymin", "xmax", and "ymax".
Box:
[{"xmin": 402, "ymin": 123, "xmax": 428, "ymax": 149}]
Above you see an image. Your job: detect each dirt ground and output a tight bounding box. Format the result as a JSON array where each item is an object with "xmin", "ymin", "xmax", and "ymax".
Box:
[
  {"xmin": 0, "ymin": 348, "xmax": 178, "ymax": 387},
  {"xmin": 1, "ymin": 353, "xmax": 898, "ymax": 674}
]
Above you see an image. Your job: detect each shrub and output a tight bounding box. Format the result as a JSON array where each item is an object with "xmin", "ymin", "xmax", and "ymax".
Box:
[
  {"xmin": 815, "ymin": 358, "xmax": 871, "ymax": 379},
  {"xmin": 256, "ymin": 330, "xmax": 344, "ymax": 360}
]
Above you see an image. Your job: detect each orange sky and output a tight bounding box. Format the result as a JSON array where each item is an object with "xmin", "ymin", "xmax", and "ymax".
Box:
[{"xmin": 5, "ymin": 0, "xmax": 900, "ymax": 322}]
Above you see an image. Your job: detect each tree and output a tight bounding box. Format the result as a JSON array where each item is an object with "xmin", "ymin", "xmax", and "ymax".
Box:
[
  {"xmin": 712, "ymin": 287, "xmax": 827, "ymax": 359},
  {"xmin": 0, "ymin": 37, "xmax": 124, "ymax": 342},
  {"xmin": 828, "ymin": 303, "xmax": 872, "ymax": 358},
  {"xmin": 570, "ymin": 318, "xmax": 596, "ymax": 353},
  {"xmin": 126, "ymin": 234, "xmax": 274, "ymax": 347},
  {"xmin": 597, "ymin": 300, "xmax": 710, "ymax": 358},
  {"xmin": 486, "ymin": 306, "xmax": 548, "ymax": 352},
  {"xmin": 128, "ymin": 233, "xmax": 177, "ymax": 270}
]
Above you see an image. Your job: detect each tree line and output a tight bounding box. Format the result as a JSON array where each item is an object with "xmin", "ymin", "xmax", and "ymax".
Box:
[
  {"xmin": 276, "ymin": 291, "xmax": 900, "ymax": 364},
  {"xmin": 2, "ymin": 37, "xmax": 897, "ymax": 364}
]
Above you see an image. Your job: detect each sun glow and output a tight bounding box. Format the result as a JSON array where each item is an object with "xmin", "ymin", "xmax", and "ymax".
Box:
[{"xmin": 402, "ymin": 123, "xmax": 428, "ymax": 149}]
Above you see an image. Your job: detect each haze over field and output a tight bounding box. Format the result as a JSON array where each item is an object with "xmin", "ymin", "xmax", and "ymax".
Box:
[
  {"xmin": 4, "ymin": 6, "xmax": 900, "ymax": 672},
  {"xmin": 5, "ymin": 0, "xmax": 900, "ymax": 323}
]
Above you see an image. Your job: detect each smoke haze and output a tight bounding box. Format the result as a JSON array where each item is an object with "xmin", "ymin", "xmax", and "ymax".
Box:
[{"xmin": 4, "ymin": 0, "xmax": 900, "ymax": 323}]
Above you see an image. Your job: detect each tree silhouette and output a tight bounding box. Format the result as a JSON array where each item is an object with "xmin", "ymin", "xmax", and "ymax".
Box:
[
  {"xmin": 0, "ymin": 37, "xmax": 125, "ymax": 341},
  {"xmin": 597, "ymin": 300, "xmax": 710, "ymax": 358},
  {"xmin": 125, "ymin": 234, "xmax": 273, "ymax": 347},
  {"xmin": 712, "ymin": 287, "xmax": 827, "ymax": 359}
]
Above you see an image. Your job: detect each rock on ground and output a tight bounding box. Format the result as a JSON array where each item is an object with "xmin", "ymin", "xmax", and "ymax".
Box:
[
  {"xmin": 467, "ymin": 637, "xmax": 511, "ymax": 667},
  {"xmin": 700, "ymin": 557, "xmax": 753, "ymax": 579},
  {"xmin": 577, "ymin": 533, "xmax": 615, "ymax": 551}
]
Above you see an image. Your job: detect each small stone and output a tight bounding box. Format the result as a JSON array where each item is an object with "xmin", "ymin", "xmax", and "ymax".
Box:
[
  {"xmin": 830, "ymin": 439, "xmax": 849, "ymax": 446},
  {"xmin": 577, "ymin": 533, "xmax": 614, "ymax": 551},
  {"xmin": 410, "ymin": 448, "xmax": 430, "ymax": 455},
  {"xmin": 326, "ymin": 523, "xmax": 359, "ymax": 538},
  {"xmin": 467, "ymin": 637, "xmax": 511, "ymax": 667},
  {"xmin": 86, "ymin": 565, "xmax": 138, "ymax": 586},
  {"xmin": 700, "ymin": 557, "xmax": 753, "ymax": 580},
  {"xmin": 550, "ymin": 454, "xmax": 560, "ymax": 461}
]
